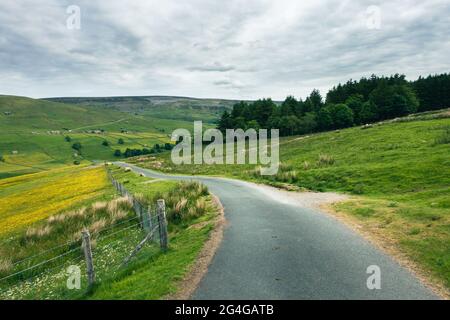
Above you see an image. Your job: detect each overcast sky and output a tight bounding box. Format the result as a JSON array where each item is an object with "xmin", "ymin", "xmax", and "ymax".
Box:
[{"xmin": 0, "ymin": 0, "xmax": 449, "ymax": 100}]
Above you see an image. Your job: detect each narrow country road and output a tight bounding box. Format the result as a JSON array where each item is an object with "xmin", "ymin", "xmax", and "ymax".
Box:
[{"xmin": 117, "ymin": 163, "xmax": 438, "ymax": 300}]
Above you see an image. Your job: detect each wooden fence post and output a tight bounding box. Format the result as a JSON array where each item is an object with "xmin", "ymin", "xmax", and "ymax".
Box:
[
  {"xmin": 81, "ymin": 230, "xmax": 95, "ymax": 287},
  {"xmin": 157, "ymin": 199, "xmax": 168, "ymax": 251}
]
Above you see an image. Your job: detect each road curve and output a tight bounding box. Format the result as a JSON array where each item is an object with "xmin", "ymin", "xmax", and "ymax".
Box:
[{"xmin": 117, "ymin": 163, "xmax": 438, "ymax": 300}]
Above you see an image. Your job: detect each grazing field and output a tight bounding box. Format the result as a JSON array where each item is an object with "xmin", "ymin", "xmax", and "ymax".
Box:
[
  {"xmin": 0, "ymin": 95, "xmax": 208, "ymax": 178},
  {"xmin": 0, "ymin": 166, "xmax": 219, "ymax": 300},
  {"xmin": 131, "ymin": 113, "xmax": 450, "ymax": 291},
  {"xmin": 0, "ymin": 166, "xmax": 110, "ymax": 236}
]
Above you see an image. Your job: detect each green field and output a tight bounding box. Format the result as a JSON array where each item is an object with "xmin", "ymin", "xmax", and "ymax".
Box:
[
  {"xmin": 0, "ymin": 94, "xmax": 223, "ymax": 300},
  {"xmin": 131, "ymin": 112, "xmax": 450, "ymax": 291},
  {"xmin": 46, "ymin": 96, "xmax": 235, "ymax": 124},
  {"xmin": 0, "ymin": 95, "xmax": 216, "ymax": 178},
  {"xmin": 0, "ymin": 165, "xmax": 218, "ymax": 299},
  {"xmin": 1, "ymin": 93, "xmax": 449, "ymax": 295}
]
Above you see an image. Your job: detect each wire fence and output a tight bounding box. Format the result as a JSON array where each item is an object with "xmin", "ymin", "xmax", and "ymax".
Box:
[{"xmin": 0, "ymin": 168, "xmax": 169, "ymax": 300}]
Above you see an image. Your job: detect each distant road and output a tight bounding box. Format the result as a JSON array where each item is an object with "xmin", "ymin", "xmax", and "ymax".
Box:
[{"xmin": 117, "ymin": 163, "xmax": 438, "ymax": 300}]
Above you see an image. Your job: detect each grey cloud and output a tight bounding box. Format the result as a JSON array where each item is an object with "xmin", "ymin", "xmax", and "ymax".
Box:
[
  {"xmin": 188, "ymin": 62, "xmax": 235, "ymax": 72},
  {"xmin": 0, "ymin": 0, "xmax": 448, "ymax": 99}
]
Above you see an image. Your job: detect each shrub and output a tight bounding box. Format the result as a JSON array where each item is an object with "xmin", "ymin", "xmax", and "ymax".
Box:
[
  {"xmin": 162, "ymin": 181, "xmax": 210, "ymax": 223},
  {"xmin": 189, "ymin": 198, "xmax": 208, "ymax": 217},
  {"xmin": 302, "ymin": 161, "xmax": 310, "ymax": 170},
  {"xmin": 279, "ymin": 162, "xmax": 293, "ymax": 172},
  {"xmin": 118, "ymin": 138, "xmax": 124, "ymax": 145},
  {"xmin": 65, "ymin": 136, "xmax": 72, "ymax": 142},
  {"xmin": 434, "ymin": 127, "xmax": 450, "ymax": 145},
  {"xmin": 102, "ymin": 140, "xmax": 109, "ymax": 147},
  {"xmin": 92, "ymin": 201, "xmax": 108, "ymax": 213},
  {"xmin": 25, "ymin": 225, "xmax": 52, "ymax": 241},
  {"xmin": 114, "ymin": 149, "xmax": 122, "ymax": 157},
  {"xmin": 72, "ymin": 142, "xmax": 82, "ymax": 151},
  {"xmin": 174, "ymin": 198, "xmax": 188, "ymax": 218},
  {"xmin": 164, "ymin": 143, "xmax": 173, "ymax": 150},
  {"xmin": 352, "ymin": 184, "xmax": 365, "ymax": 194},
  {"xmin": 0, "ymin": 258, "xmax": 12, "ymax": 274},
  {"xmin": 88, "ymin": 218, "xmax": 108, "ymax": 235},
  {"xmin": 73, "ymin": 160, "xmax": 80, "ymax": 165},
  {"xmin": 316, "ymin": 154, "xmax": 335, "ymax": 167},
  {"xmin": 123, "ymin": 148, "xmax": 153, "ymax": 158},
  {"xmin": 276, "ymin": 170, "xmax": 298, "ymax": 183}
]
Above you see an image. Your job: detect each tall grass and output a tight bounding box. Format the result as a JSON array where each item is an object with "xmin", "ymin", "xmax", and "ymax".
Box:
[
  {"xmin": 434, "ymin": 126, "xmax": 450, "ymax": 145},
  {"xmin": 0, "ymin": 196, "xmax": 135, "ymax": 281},
  {"xmin": 162, "ymin": 181, "xmax": 211, "ymax": 223}
]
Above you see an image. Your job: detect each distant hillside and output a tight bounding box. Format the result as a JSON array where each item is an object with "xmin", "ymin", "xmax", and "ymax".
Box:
[
  {"xmin": 0, "ymin": 95, "xmax": 126, "ymax": 132},
  {"xmin": 44, "ymin": 96, "xmax": 238, "ymax": 123},
  {"xmin": 0, "ymin": 95, "xmax": 202, "ymax": 178}
]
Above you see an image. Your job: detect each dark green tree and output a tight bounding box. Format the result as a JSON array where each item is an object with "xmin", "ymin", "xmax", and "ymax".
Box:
[
  {"xmin": 253, "ymin": 98, "xmax": 276, "ymax": 127},
  {"xmin": 164, "ymin": 143, "xmax": 173, "ymax": 150},
  {"xmin": 305, "ymin": 89, "xmax": 323, "ymax": 112},
  {"xmin": 329, "ymin": 104, "xmax": 354, "ymax": 128},
  {"xmin": 246, "ymin": 120, "xmax": 261, "ymax": 130},
  {"xmin": 297, "ymin": 112, "xmax": 317, "ymax": 134},
  {"xmin": 281, "ymin": 96, "xmax": 298, "ymax": 116},
  {"xmin": 233, "ymin": 116, "xmax": 247, "ymax": 129},
  {"xmin": 218, "ymin": 111, "xmax": 234, "ymax": 132},
  {"xmin": 370, "ymin": 82, "xmax": 418, "ymax": 119},
  {"xmin": 72, "ymin": 142, "xmax": 82, "ymax": 152},
  {"xmin": 345, "ymin": 94, "xmax": 364, "ymax": 124},
  {"xmin": 279, "ymin": 115, "xmax": 300, "ymax": 136},
  {"xmin": 359, "ymin": 101, "xmax": 379, "ymax": 123},
  {"xmin": 317, "ymin": 106, "xmax": 334, "ymax": 131}
]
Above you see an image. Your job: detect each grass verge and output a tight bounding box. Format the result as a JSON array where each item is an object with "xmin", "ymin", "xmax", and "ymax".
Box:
[{"xmin": 129, "ymin": 115, "xmax": 450, "ymax": 294}]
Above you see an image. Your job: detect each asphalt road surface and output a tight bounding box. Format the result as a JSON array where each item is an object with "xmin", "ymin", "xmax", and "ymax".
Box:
[{"xmin": 117, "ymin": 163, "xmax": 438, "ymax": 300}]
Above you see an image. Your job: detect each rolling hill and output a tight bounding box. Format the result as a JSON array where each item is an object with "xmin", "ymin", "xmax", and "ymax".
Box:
[
  {"xmin": 44, "ymin": 96, "xmax": 236, "ymax": 124},
  {"xmin": 0, "ymin": 95, "xmax": 216, "ymax": 178}
]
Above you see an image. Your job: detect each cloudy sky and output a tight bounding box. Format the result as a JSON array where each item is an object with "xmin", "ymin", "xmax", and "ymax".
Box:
[{"xmin": 0, "ymin": 0, "xmax": 449, "ymax": 100}]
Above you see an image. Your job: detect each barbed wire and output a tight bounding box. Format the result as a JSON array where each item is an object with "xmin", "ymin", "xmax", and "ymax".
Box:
[
  {"xmin": 90, "ymin": 215, "xmax": 141, "ymax": 237},
  {"xmin": 10, "ymin": 237, "xmax": 81, "ymax": 267},
  {"xmin": 0, "ymin": 254, "xmax": 84, "ymax": 298},
  {"xmin": 0, "ymin": 246, "xmax": 82, "ymax": 282},
  {"xmin": 95, "ymin": 221, "xmax": 143, "ymax": 242},
  {"xmin": 1, "ymin": 168, "xmax": 165, "ymax": 300}
]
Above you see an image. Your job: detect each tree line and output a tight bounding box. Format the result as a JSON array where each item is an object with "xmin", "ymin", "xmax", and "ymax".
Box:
[{"xmin": 218, "ymin": 73, "xmax": 450, "ymax": 136}]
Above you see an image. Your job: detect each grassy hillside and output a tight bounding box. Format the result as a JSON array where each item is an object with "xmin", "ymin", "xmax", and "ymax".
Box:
[
  {"xmin": 0, "ymin": 95, "xmax": 203, "ymax": 178},
  {"xmin": 0, "ymin": 95, "xmax": 124, "ymax": 132},
  {"xmin": 45, "ymin": 96, "xmax": 236, "ymax": 124},
  {"xmin": 131, "ymin": 112, "xmax": 450, "ymax": 291}
]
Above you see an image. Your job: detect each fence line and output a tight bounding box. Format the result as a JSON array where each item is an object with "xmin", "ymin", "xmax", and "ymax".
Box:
[
  {"xmin": 0, "ymin": 167, "xmax": 170, "ymax": 298},
  {"xmin": 0, "ymin": 246, "xmax": 81, "ymax": 282},
  {"xmin": 11, "ymin": 238, "xmax": 81, "ymax": 267}
]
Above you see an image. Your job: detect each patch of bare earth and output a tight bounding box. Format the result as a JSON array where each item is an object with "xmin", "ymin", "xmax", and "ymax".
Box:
[
  {"xmin": 250, "ymin": 182, "xmax": 348, "ymax": 209},
  {"xmin": 164, "ymin": 194, "xmax": 226, "ymax": 300}
]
